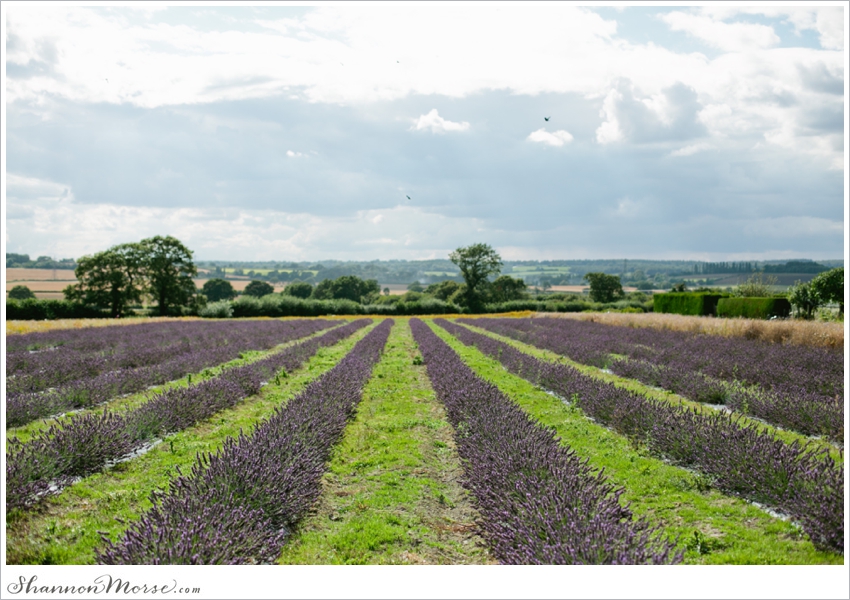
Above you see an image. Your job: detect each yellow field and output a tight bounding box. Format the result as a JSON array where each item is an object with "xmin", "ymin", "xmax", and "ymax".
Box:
[
  {"xmin": 6, "ymin": 268, "xmax": 77, "ymax": 281},
  {"xmin": 536, "ymin": 311, "xmax": 844, "ymax": 350}
]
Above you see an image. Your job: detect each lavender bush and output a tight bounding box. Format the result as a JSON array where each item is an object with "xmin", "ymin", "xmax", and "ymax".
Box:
[
  {"xmin": 411, "ymin": 319, "xmax": 680, "ymax": 564},
  {"xmin": 438, "ymin": 319, "xmax": 843, "ymax": 553},
  {"xmin": 465, "ymin": 317, "xmax": 844, "ymax": 441},
  {"xmin": 97, "ymin": 319, "xmax": 393, "ymax": 564},
  {"xmin": 6, "ymin": 320, "xmax": 372, "ymax": 512},
  {"xmin": 7, "ymin": 319, "xmax": 337, "ymax": 428}
]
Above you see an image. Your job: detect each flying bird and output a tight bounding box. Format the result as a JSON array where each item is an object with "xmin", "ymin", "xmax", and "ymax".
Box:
[
  {"xmin": 406, "ymin": 195, "xmax": 411, "ymax": 200},
  {"xmin": 544, "ymin": 116, "xmax": 550, "ymax": 121}
]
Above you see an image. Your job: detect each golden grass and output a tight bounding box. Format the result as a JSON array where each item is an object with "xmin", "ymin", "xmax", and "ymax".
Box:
[
  {"xmin": 4, "ymin": 317, "xmax": 200, "ymax": 336},
  {"xmin": 533, "ymin": 312, "xmax": 844, "ymax": 350}
]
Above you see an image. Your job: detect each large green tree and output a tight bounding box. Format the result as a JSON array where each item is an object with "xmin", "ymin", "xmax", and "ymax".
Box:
[
  {"xmin": 283, "ymin": 281, "xmax": 313, "ymax": 299},
  {"xmin": 490, "ymin": 275, "xmax": 528, "ymax": 303},
  {"xmin": 311, "ymin": 275, "xmax": 378, "ymax": 303},
  {"xmin": 583, "ymin": 272, "xmax": 624, "ymax": 303},
  {"xmin": 140, "ymin": 236, "xmax": 198, "ymax": 316},
  {"xmin": 202, "ymin": 278, "xmax": 237, "ymax": 302},
  {"xmin": 449, "ymin": 243, "xmax": 503, "ymax": 311},
  {"xmin": 64, "ymin": 243, "xmax": 145, "ymax": 318},
  {"xmin": 810, "ymin": 267, "xmax": 844, "ymax": 314},
  {"xmin": 243, "ymin": 280, "xmax": 275, "ymax": 298}
]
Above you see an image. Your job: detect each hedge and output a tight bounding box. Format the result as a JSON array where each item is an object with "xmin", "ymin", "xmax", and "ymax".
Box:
[
  {"xmin": 6, "ymin": 299, "xmax": 109, "ymax": 320},
  {"xmin": 716, "ymin": 297, "xmax": 791, "ymax": 319},
  {"xmin": 653, "ymin": 293, "xmax": 726, "ymax": 316}
]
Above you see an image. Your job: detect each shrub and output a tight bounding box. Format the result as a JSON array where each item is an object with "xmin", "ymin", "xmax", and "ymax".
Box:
[
  {"xmin": 716, "ymin": 297, "xmax": 791, "ymax": 319},
  {"xmin": 8, "ymin": 285, "xmax": 36, "ymax": 300},
  {"xmin": 653, "ymin": 293, "xmax": 726, "ymax": 316},
  {"xmin": 198, "ymin": 300, "xmax": 234, "ymax": 319}
]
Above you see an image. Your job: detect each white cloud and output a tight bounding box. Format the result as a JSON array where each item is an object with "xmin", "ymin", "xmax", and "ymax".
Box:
[
  {"xmin": 527, "ymin": 128, "xmax": 574, "ymax": 147},
  {"xmin": 699, "ymin": 6, "xmax": 844, "ymax": 51},
  {"xmin": 669, "ymin": 142, "xmax": 713, "ymax": 157},
  {"xmin": 660, "ymin": 11, "xmax": 781, "ymax": 52},
  {"xmin": 286, "ymin": 150, "xmax": 304, "ymax": 157},
  {"xmin": 610, "ymin": 197, "xmax": 641, "ymax": 219},
  {"xmin": 411, "ymin": 109, "xmax": 470, "ymax": 134}
]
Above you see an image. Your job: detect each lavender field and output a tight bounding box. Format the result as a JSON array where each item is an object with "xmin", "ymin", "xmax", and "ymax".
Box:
[{"xmin": 4, "ymin": 316, "xmax": 845, "ymax": 565}]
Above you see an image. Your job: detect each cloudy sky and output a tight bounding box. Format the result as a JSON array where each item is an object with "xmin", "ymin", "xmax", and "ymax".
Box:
[{"xmin": 3, "ymin": 3, "xmax": 846, "ymax": 262}]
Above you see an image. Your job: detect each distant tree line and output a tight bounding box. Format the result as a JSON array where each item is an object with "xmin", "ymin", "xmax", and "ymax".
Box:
[{"xmin": 6, "ymin": 253, "xmax": 76, "ymax": 270}]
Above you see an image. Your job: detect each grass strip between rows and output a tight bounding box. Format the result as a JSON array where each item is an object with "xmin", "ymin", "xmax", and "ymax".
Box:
[
  {"xmin": 5, "ymin": 320, "xmax": 377, "ymax": 565},
  {"xmin": 436, "ymin": 318, "xmax": 843, "ymax": 554},
  {"xmin": 277, "ymin": 320, "xmax": 493, "ymax": 564},
  {"xmin": 410, "ymin": 318, "xmax": 681, "ymax": 565},
  {"xmin": 6, "ymin": 320, "xmax": 371, "ymax": 512},
  {"xmin": 97, "ymin": 320, "xmax": 394, "ymax": 564}
]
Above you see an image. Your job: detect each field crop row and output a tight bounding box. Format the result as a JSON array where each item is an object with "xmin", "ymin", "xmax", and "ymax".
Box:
[
  {"xmin": 410, "ymin": 319, "xmax": 680, "ymax": 564},
  {"xmin": 7, "ymin": 319, "xmax": 337, "ymax": 428},
  {"xmin": 99, "ymin": 320, "xmax": 393, "ymax": 564},
  {"xmin": 438, "ymin": 319, "xmax": 843, "ymax": 553},
  {"xmin": 5, "ymin": 316, "xmax": 845, "ymax": 565},
  {"xmin": 463, "ymin": 317, "xmax": 843, "ymax": 441},
  {"xmin": 6, "ymin": 320, "xmax": 371, "ymax": 512}
]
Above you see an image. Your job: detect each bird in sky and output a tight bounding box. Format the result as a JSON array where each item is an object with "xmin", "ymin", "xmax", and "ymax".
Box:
[
  {"xmin": 544, "ymin": 116, "xmax": 550, "ymax": 121},
  {"xmin": 406, "ymin": 195, "xmax": 411, "ymax": 200}
]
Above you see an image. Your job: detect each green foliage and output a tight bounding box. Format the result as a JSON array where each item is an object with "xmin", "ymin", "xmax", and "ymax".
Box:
[
  {"xmin": 809, "ymin": 267, "xmax": 843, "ymax": 313},
  {"xmin": 406, "ymin": 282, "xmax": 425, "ymax": 292},
  {"xmin": 201, "ymin": 278, "xmax": 237, "ymax": 302},
  {"xmin": 242, "ymin": 280, "xmax": 275, "ymax": 298},
  {"xmin": 283, "ymin": 281, "xmax": 313, "ymax": 299},
  {"xmin": 64, "ymin": 243, "xmax": 146, "ymax": 318},
  {"xmin": 583, "ymin": 272, "xmax": 624, "ymax": 303},
  {"xmin": 7, "ymin": 299, "xmax": 108, "ymax": 320},
  {"xmin": 140, "ymin": 236, "xmax": 198, "ymax": 316},
  {"xmin": 734, "ymin": 272, "xmax": 778, "ymax": 297},
  {"xmin": 312, "ymin": 275, "xmax": 379, "ymax": 302},
  {"xmin": 424, "ymin": 280, "xmax": 461, "ymax": 301},
  {"xmin": 490, "ymin": 275, "xmax": 528, "ymax": 303},
  {"xmin": 197, "ymin": 300, "xmax": 234, "ymax": 318},
  {"xmin": 8, "ymin": 285, "xmax": 36, "ymax": 300},
  {"xmin": 716, "ymin": 297, "xmax": 791, "ymax": 319},
  {"xmin": 449, "ymin": 243, "xmax": 503, "ymax": 311},
  {"xmin": 787, "ymin": 281, "xmax": 819, "ymax": 319},
  {"xmin": 653, "ymin": 293, "xmax": 726, "ymax": 316}
]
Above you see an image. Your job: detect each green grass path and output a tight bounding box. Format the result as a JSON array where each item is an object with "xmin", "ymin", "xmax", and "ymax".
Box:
[{"xmin": 277, "ymin": 320, "xmax": 493, "ymax": 564}]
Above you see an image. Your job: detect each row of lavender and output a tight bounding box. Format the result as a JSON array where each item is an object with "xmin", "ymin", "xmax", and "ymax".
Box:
[
  {"xmin": 5, "ymin": 320, "xmax": 287, "ymax": 381},
  {"xmin": 463, "ymin": 318, "xmax": 843, "ymax": 441},
  {"xmin": 6, "ymin": 320, "xmax": 372, "ymax": 512},
  {"xmin": 410, "ymin": 319, "xmax": 680, "ymax": 564},
  {"xmin": 7, "ymin": 320, "xmax": 336, "ymax": 428},
  {"xmin": 98, "ymin": 319, "xmax": 394, "ymax": 564},
  {"xmin": 437, "ymin": 319, "xmax": 843, "ymax": 553}
]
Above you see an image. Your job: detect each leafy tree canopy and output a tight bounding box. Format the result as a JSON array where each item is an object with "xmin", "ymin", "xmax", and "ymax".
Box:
[
  {"xmin": 202, "ymin": 278, "xmax": 237, "ymax": 302},
  {"xmin": 449, "ymin": 243, "xmax": 503, "ymax": 311},
  {"xmin": 490, "ymin": 275, "xmax": 528, "ymax": 303},
  {"xmin": 140, "ymin": 236, "xmax": 197, "ymax": 316},
  {"xmin": 810, "ymin": 267, "xmax": 844, "ymax": 313},
  {"xmin": 787, "ymin": 281, "xmax": 820, "ymax": 319},
  {"xmin": 283, "ymin": 281, "xmax": 313, "ymax": 299},
  {"xmin": 583, "ymin": 272, "xmax": 624, "ymax": 303},
  {"xmin": 8, "ymin": 285, "xmax": 36, "ymax": 300},
  {"xmin": 243, "ymin": 280, "xmax": 275, "ymax": 298},
  {"xmin": 64, "ymin": 243, "xmax": 145, "ymax": 318}
]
